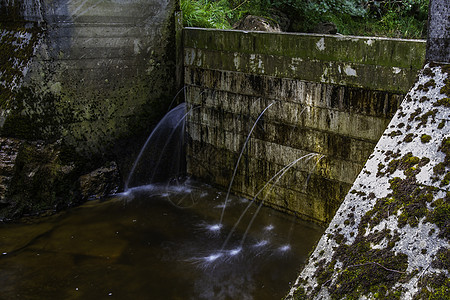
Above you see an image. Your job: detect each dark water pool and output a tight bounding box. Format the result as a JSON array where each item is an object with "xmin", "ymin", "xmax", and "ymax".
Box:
[{"xmin": 0, "ymin": 181, "xmax": 323, "ymax": 300}]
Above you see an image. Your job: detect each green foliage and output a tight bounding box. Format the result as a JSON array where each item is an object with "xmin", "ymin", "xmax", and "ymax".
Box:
[
  {"xmin": 180, "ymin": 0, "xmax": 429, "ymax": 38},
  {"xmin": 180, "ymin": 0, "xmax": 233, "ymax": 28}
]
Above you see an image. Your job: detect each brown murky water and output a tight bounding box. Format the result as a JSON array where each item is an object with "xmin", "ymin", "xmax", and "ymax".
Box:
[{"xmin": 0, "ymin": 180, "xmax": 323, "ymax": 300}]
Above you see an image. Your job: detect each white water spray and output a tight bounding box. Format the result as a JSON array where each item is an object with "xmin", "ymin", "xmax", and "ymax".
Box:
[
  {"xmin": 220, "ymin": 153, "xmax": 319, "ymax": 250},
  {"xmin": 219, "ymin": 102, "xmax": 275, "ymax": 225},
  {"xmin": 125, "ymin": 103, "xmax": 197, "ymax": 191}
]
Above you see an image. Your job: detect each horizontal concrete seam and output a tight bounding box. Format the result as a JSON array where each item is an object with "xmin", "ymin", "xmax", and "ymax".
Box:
[
  {"xmin": 188, "ymin": 159, "xmax": 357, "ymax": 191},
  {"xmin": 187, "ymin": 121, "xmax": 383, "ymax": 150},
  {"xmin": 183, "ymin": 27, "xmax": 425, "ymax": 42},
  {"xmin": 186, "ymin": 143, "xmax": 356, "ymax": 186},
  {"xmin": 185, "ymin": 84, "xmax": 401, "ymax": 119},
  {"xmin": 184, "ymin": 64, "xmax": 411, "ymax": 95},
  {"xmin": 187, "ymin": 102, "xmax": 390, "ymax": 141},
  {"xmin": 187, "ymin": 117, "xmax": 378, "ymax": 160},
  {"xmin": 187, "ymin": 131, "xmax": 365, "ymax": 182}
]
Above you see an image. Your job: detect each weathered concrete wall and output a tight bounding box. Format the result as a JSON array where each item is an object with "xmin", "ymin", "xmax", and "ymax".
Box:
[
  {"xmin": 0, "ymin": 0, "xmax": 179, "ymax": 219},
  {"xmin": 184, "ymin": 28, "xmax": 426, "ymax": 224},
  {"xmin": 1, "ymin": 0, "xmax": 179, "ymax": 156}
]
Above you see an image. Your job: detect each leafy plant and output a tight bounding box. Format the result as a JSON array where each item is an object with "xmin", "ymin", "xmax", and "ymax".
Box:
[{"xmin": 180, "ymin": 0, "xmax": 233, "ymax": 29}]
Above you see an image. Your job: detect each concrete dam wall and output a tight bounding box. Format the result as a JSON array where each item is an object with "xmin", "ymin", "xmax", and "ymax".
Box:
[
  {"xmin": 1, "ymin": 0, "xmax": 179, "ymax": 156},
  {"xmin": 184, "ymin": 28, "xmax": 426, "ymax": 225}
]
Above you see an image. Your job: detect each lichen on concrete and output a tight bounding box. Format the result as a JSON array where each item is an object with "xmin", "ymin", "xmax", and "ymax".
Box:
[
  {"xmin": 286, "ymin": 63, "xmax": 450, "ymax": 299},
  {"xmin": 0, "ymin": 23, "xmax": 43, "ymax": 112}
]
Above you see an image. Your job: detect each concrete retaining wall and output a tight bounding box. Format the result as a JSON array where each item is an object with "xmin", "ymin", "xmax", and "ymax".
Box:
[{"xmin": 184, "ymin": 28, "xmax": 426, "ymax": 224}]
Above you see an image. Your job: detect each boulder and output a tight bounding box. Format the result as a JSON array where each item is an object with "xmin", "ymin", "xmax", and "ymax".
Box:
[
  {"xmin": 0, "ymin": 140, "xmax": 80, "ymax": 220},
  {"xmin": 79, "ymin": 161, "xmax": 120, "ymax": 201},
  {"xmin": 233, "ymin": 15, "xmax": 281, "ymax": 32},
  {"xmin": 312, "ymin": 22, "xmax": 338, "ymax": 34},
  {"xmin": 0, "ymin": 138, "xmax": 24, "ymax": 206}
]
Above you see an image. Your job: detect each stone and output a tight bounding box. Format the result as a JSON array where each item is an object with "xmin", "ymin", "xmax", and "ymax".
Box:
[
  {"xmin": 233, "ymin": 15, "xmax": 282, "ymax": 32},
  {"xmin": 312, "ymin": 22, "xmax": 337, "ymax": 34},
  {"xmin": 0, "ymin": 140, "xmax": 80, "ymax": 220},
  {"xmin": 286, "ymin": 63, "xmax": 450, "ymax": 300},
  {"xmin": 270, "ymin": 9, "xmax": 290, "ymax": 31},
  {"xmin": 0, "ymin": 138, "xmax": 24, "ymax": 205},
  {"xmin": 79, "ymin": 162, "xmax": 120, "ymax": 201}
]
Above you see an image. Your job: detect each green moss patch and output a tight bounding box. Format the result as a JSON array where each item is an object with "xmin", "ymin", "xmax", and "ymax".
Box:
[
  {"xmin": 313, "ymin": 148, "xmax": 447, "ymax": 298},
  {"xmin": 403, "ymin": 133, "xmax": 415, "ymax": 143},
  {"xmin": 421, "ymin": 134, "xmax": 432, "ymax": 143},
  {"xmin": 433, "ymin": 97, "xmax": 450, "ymax": 107},
  {"xmin": 426, "ymin": 195, "xmax": 450, "ymax": 239},
  {"xmin": 413, "ymin": 247, "xmax": 450, "ymax": 299},
  {"xmin": 440, "ymin": 77, "xmax": 450, "ymax": 98},
  {"xmin": 414, "ymin": 273, "xmax": 450, "ymax": 300}
]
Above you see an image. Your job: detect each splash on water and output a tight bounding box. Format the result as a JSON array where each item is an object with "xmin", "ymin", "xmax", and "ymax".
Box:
[
  {"xmin": 204, "ymin": 253, "xmax": 224, "ymax": 262},
  {"xmin": 264, "ymin": 224, "xmax": 275, "ymax": 231},
  {"xmin": 228, "ymin": 247, "xmax": 242, "ymax": 256},
  {"xmin": 278, "ymin": 244, "xmax": 291, "ymax": 252},
  {"xmin": 208, "ymin": 224, "xmax": 223, "ymax": 232},
  {"xmin": 253, "ymin": 240, "xmax": 269, "ymax": 247}
]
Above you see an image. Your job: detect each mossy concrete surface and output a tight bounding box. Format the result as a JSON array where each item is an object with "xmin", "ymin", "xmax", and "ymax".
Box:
[
  {"xmin": 286, "ymin": 63, "xmax": 449, "ymax": 299},
  {"xmin": 184, "ymin": 28, "xmax": 426, "ymax": 93},
  {"xmin": 184, "ymin": 28, "xmax": 425, "ymax": 225}
]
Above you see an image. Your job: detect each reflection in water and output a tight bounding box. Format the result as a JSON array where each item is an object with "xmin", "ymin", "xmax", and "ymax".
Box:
[{"xmin": 0, "ymin": 180, "xmax": 323, "ymax": 300}]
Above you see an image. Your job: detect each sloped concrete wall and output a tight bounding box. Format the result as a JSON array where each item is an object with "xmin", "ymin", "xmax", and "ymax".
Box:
[
  {"xmin": 286, "ymin": 61, "xmax": 449, "ymax": 300},
  {"xmin": 184, "ymin": 28, "xmax": 426, "ymax": 224}
]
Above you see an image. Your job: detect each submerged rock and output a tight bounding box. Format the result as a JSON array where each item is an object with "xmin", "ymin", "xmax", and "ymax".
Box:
[{"xmin": 0, "ymin": 140, "xmax": 122, "ymax": 221}]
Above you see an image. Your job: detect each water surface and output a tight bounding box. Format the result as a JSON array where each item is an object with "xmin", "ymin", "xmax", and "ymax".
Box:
[{"xmin": 0, "ymin": 181, "xmax": 323, "ymax": 299}]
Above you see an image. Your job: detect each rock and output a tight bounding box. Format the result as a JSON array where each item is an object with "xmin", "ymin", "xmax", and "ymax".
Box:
[
  {"xmin": 233, "ymin": 15, "xmax": 281, "ymax": 32},
  {"xmin": 0, "ymin": 138, "xmax": 24, "ymax": 205},
  {"xmin": 79, "ymin": 161, "xmax": 120, "ymax": 201},
  {"xmin": 312, "ymin": 22, "xmax": 338, "ymax": 34},
  {"xmin": 0, "ymin": 140, "xmax": 82, "ymax": 220},
  {"xmin": 269, "ymin": 10, "xmax": 290, "ymax": 31},
  {"xmin": 0, "ymin": 138, "xmax": 123, "ymax": 220}
]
